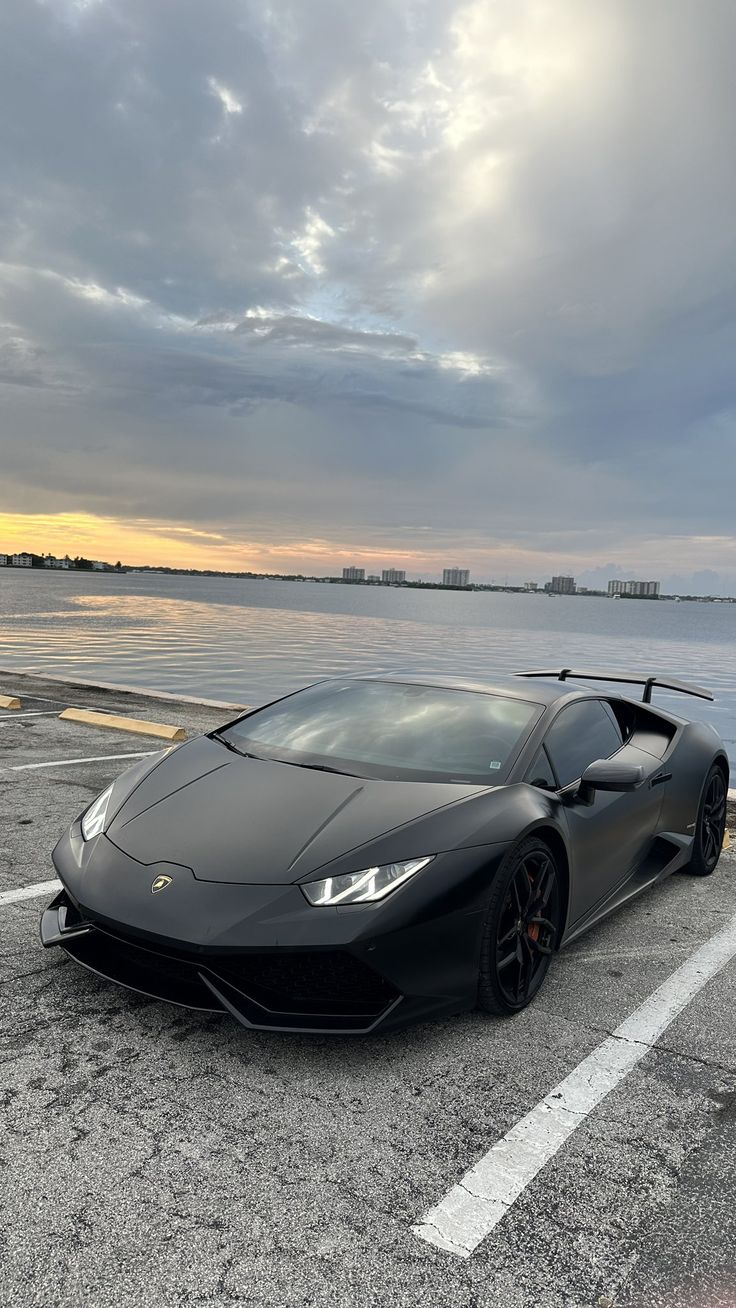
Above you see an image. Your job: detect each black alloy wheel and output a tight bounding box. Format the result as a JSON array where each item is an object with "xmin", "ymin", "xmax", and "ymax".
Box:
[
  {"xmin": 478, "ymin": 836, "xmax": 561, "ymax": 1015},
  {"xmin": 687, "ymin": 765, "xmax": 727, "ymax": 877}
]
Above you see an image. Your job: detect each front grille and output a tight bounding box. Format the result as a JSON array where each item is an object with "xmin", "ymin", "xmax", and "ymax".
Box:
[
  {"xmin": 61, "ymin": 906, "xmax": 399, "ymax": 1025},
  {"xmin": 214, "ymin": 950, "xmax": 399, "ymax": 1016}
]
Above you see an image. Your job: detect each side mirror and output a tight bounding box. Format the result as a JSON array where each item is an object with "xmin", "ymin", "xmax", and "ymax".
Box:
[{"xmin": 578, "ymin": 758, "xmax": 645, "ymax": 803}]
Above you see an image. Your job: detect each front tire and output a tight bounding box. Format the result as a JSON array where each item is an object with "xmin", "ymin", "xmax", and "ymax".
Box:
[
  {"xmin": 477, "ymin": 836, "xmax": 561, "ymax": 1016},
  {"xmin": 686, "ymin": 764, "xmax": 727, "ymax": 877}
]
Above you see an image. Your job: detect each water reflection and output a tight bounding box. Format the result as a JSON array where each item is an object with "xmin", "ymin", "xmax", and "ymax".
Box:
[{"xmin": 0, "ymin": 573, "xmax": 733, "ymax": 761}]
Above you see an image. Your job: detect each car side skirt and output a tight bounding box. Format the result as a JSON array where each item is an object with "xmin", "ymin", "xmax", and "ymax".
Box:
[{"xmin": 560, "ymin": 831, "xmax": 692, "ymax": 947}]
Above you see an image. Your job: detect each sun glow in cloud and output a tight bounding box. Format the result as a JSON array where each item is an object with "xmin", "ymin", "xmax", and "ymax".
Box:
[{"xmin": 208, "ymin": 77, "xmax": 243, "ymax": 115}]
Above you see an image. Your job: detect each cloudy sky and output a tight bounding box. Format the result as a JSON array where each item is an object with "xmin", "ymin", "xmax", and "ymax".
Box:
[{"xmin": 1, "ymin": 0, "xmax": 735, "ymax": 590}]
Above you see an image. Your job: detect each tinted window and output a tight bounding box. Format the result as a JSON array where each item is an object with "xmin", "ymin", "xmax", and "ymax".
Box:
[
  {"xmin": 544, "ymin": 700, "xmax": 623, "ymax": 789},
  {"xmin": 525, "ymin": 748, "xmax": 557, "ymax": 791},
  {"xmin": 220, "ymin": 680, "xmax": 542, "ymax": 784}
]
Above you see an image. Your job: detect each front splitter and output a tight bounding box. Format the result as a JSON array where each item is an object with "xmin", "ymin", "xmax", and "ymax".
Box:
[{"xmin": 40, "ymin": 892, "xmax": 404, "ymax": 1034}]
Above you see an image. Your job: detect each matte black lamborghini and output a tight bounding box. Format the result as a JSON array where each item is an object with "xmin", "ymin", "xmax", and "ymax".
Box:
[{"xmin": 41, "ymin": 669, "xmax": 729, "ymax": 1033}]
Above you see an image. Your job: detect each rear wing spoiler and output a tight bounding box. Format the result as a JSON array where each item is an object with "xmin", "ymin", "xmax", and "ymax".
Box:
[{"xmin": 516, "ymin": 668, "xmax": 714, "ymax": 703}]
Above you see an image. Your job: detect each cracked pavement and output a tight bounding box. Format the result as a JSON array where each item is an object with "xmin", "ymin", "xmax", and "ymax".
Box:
[{"xmin": 1, "ymin": 673, "xmax": 735, "ymax": 1308}]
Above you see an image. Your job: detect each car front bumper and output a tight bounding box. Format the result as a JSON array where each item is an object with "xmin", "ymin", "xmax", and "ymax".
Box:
[{"xmin": 42, "ymin": 826, "xmax": 510, "ymax": 1034}]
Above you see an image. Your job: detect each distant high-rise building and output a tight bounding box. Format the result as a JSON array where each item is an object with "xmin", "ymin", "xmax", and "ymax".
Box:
[
  {"xmin": 550, "ymin": 575, "xmax": 576, "ymax": 594},
  {"xmin": 12, "ymin": 553, "xmax": 33, "ymax": 568},
  {"xmin": 342, "ymin": 566, "xmax": 365, "ymax": 582},
  {"xmin": 524, "ymin": 581, "xmax": 538, "ymax": 591},
  {"xmin": 381, "ymin": 568, "xmax": 406, "ymax": 584},
  {"xmin": 608, "ymin": 579, "xmax": 660, "ymax": 597},
  {"xmin": 442, "ymin": 567, "xmax": 470, "ymax": 587}
]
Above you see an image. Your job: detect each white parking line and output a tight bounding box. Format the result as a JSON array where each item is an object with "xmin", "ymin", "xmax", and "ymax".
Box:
[
  {"xmin": 0, "ymin": 691, "xmax": 109, "ymax": 708},
  {"xmin": 413, "ymin": 909, "xmax": 736, "ymax": 1258},
  {"xmin": 0, "ymin": 710, "xmax": 70, "ymax": 720},
  {"xmin": 0, "ymin": 880, "xmax": 60, "ymax": 907},
  {"xmin": 5, "ymin": 751, "xmax": 156, "ymax": 772}
]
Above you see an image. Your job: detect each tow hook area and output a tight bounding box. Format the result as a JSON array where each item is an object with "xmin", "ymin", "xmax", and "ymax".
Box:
[{"xmin": 39, "ymin": 892, "xmax": 92, "ymax": 948}]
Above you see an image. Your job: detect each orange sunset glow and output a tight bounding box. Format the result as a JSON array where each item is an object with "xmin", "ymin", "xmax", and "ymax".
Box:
[
  {"xmin": 0, "ymin": 513, "xmax": 247, "ymax": 570},
  {"xmin": 4, "ymin": 512, "xmax": 732, "ymax": 581},
  {"xmin": 0, "ymin": 511, "xmax": 447, "ymax": 574}
]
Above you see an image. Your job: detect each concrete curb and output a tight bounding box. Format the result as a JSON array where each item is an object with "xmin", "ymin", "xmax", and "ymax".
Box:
[{"xmin": 0, "ymin": 668, "xmax": 249, "ymax": 711}]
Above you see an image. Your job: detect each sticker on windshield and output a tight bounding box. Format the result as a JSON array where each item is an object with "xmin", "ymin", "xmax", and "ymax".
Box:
[{"xmin": 488, "ymin": 761, "xmax": 502, "ymax": 770}]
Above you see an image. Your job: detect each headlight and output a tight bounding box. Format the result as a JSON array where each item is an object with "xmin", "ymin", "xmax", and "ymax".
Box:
[
  {"xmin": 81, "ymin": 784, "xmax": 114, "ymax": 840},
  {"xmin": 301, "ymin": 856, "xmax": 434, "ymax": 906}
]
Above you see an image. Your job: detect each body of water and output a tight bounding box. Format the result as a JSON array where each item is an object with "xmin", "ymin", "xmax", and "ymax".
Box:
[{"xmin": 1, "ymin": 569, "xmax": 734, "ymax": 764}]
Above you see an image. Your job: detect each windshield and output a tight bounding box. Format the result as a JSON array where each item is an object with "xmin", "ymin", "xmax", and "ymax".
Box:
[{"xmin": 217, "ymin": 679, "xmax": 542, "ymax": 783}]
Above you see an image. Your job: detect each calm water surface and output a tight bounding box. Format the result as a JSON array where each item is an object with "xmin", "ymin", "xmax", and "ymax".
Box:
[{"xmin": 1, "ymin": 570, "xmax": 734, "ymax": 763}]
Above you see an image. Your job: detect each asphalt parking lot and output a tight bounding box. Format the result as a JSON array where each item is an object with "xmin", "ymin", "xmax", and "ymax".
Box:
[{"xmin": 1, "ymin": 672, "xmax": 735, "ymax": 1308}]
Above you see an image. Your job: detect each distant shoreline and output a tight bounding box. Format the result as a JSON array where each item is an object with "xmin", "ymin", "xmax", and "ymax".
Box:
[{"xmin": 2, "ymin": 562, "xmax": 735, "ymax": 603}]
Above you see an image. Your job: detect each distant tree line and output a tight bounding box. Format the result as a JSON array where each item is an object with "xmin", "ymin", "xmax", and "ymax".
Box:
[{"xmin": 2, "ymin": 553, "xmax": 123, "ymax": 570}]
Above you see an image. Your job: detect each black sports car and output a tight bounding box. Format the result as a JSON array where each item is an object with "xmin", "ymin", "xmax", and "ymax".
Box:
[{"xmin": 41, "ymin": 669, "xmax": 729, "ymax": 1033}]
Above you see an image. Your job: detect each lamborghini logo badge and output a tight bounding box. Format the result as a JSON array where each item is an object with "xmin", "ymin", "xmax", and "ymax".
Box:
[{"xmin": 151, "ymin": 874, "xmax": 173, "ymax": 894}]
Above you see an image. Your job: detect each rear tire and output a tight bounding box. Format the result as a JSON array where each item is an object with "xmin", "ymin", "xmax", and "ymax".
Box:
[
  {"xmin": 477, "ymin": 836, "xmax": 561, "ymax": 1016},
  {"xmin": 686, "ymin": 764, "xmax": 727, "ymax": 877}
]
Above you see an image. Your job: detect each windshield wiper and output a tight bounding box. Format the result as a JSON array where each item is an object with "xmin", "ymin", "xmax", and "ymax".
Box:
[
  {"xmin": 212, "ymin": 734, "xmax": 360, "ymax": 775},
  {"xmin": 210, "ymin": 732, "xmax": 268, "ymax": 762},
  {"xmin": 277, "ymin": 760, "xmax": 361, "ymax": 777}
]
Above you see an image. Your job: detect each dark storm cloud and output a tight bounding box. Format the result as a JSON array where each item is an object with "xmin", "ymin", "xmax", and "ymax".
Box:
[{"xmin": 1, "ymin": 0, "xmax": 735, "ymax": 585}]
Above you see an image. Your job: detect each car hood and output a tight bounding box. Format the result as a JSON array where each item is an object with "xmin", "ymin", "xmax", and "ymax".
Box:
[{"xmin": 106, "ymin": 735, "xmax": 485, "ymax": 884}]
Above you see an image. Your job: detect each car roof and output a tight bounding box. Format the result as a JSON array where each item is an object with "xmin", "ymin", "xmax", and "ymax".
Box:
[{"xmin": 347, "ymin": 672, "xmax": 594, "ymax": 707}]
